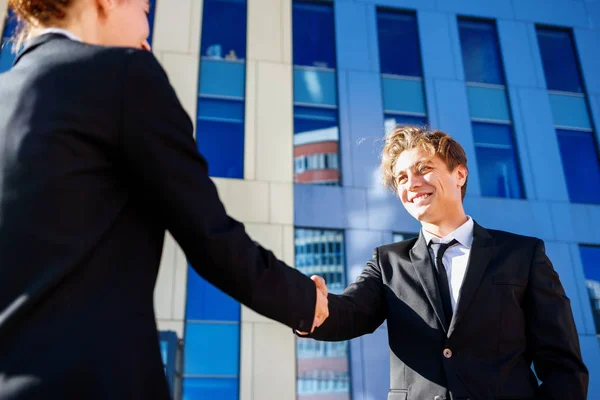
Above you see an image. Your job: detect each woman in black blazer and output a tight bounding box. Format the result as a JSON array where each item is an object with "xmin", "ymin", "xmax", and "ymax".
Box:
[{"xmin": 0, "ymin": 1, "xmax": 328, "ymax": 398}]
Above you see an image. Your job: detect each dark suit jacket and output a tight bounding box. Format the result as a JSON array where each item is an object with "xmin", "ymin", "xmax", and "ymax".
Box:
[
  {"xmin": 0, "ymin": 34, "xmax": 316, "ymax": 399},
  {"xmin": 308, "ymin": 222, "xmax": 588, "ymax": 400}
]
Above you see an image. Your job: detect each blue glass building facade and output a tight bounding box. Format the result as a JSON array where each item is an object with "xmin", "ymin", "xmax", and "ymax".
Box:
[{"xmin": 2, "ymin": 0, "xmax": 600, "ymax": 398}]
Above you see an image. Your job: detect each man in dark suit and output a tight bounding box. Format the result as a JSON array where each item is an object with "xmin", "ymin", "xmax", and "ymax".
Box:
[
  {"xmin": 302, "ymin": 127, "xmax": 588, "ymax": 400},
  {"xmin": 0, "ymin": 1, "xmax": 327, "ymax": 398}
]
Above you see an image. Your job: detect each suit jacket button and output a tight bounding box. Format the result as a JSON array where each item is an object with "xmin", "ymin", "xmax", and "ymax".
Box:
[
  {"xmin": 434, "ymin": 396, "xmax": 443, "ymax": 400},
  {"xmin": 443, "ymin": 348, "xmax": 452, "ymax": 358}
]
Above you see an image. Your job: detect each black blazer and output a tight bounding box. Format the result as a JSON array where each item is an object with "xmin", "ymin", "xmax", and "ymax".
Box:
[
  {"xmin": 0, "ymin": 34, "xmax": 316, "ymax": 399},
  {"xmin": 308, "ymin": 222, "xmax": 588, "ymax": 400}
]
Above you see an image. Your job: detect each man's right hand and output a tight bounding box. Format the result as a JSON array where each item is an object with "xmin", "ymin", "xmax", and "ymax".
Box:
[{"xmin": 297, "ymin": 275, "xmax": 329, "ymax": 335}]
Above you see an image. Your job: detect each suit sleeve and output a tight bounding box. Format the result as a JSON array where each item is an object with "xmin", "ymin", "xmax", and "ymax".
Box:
[
  {"xmin": 119, "ymin": 50, "xmax": 316, "ymax": 332},
  {"xmin": 525, "ymin": 240, "xmax": 588, "ymax": 399},
  {"xmin": 301, "ymin": 248, "xmax": 387, "ymax": 341}
]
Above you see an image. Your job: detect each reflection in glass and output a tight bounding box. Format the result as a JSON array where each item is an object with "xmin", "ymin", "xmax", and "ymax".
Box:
[
  {"xmin": 536, "ymin": 28, "xmax": 583, "ymax": 93},
  {"xmin": 292, "ymin": 2, "xmax": 336, "ymax": 69},
  {"xmin": 557, "ymin": 129, "xmax": 600, "ymax": 204},
  {"xmin": 293, "ymin": 1, "xmax": 340, "ymax": 186},
  {"xmin": 295, "ymin": 228, "xmax": 351, "ymax": 400},
  {"xmin": 200, "ymin": 0, "xmax": 247, "ymax": 62},
  {"xmin": 196, "ymin": 98, "xmax": 245, "ymax": 179},
  {"xmin": 293, "ymin": 106, "xmax": 340, "ymax": 186},
  {"xmin": 472, "ymin": 122, "xmax": 523, "ymax": 199},
  {"xmin": 183, "ymin": 377, "xmax": 238, "ymax": 400},
  {"xmin": 392, "ymin": 233, "xmax": 418, "ymax": 243},
  {"xmin": 0, "ymin": 9, "xmax": 17, "ymax": 73},
  {"xmin": 384, "ymin": 114, "xmax": 426, "ymax": 136},
  {"xmin": 377, "ymin": 11, "xmax": 422, "ymax": 77},
  {"xmin": 458, "ymin": 19, "xmax": 504, "ymax": 85},
  {"xmin": 580, "ymin": 246, "xmax": 600, "ymax": 335}
]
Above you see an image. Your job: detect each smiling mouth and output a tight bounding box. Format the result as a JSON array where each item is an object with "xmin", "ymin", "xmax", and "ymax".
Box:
[{"xmin": 411, "ymin": 193, "xmax": 432, "ymax": 204}]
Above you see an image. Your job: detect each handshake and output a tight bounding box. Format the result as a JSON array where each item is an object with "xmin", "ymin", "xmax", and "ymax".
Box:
[{"xmin": 298, "ymin": 275, "xmax": 329, "ymax": 335}]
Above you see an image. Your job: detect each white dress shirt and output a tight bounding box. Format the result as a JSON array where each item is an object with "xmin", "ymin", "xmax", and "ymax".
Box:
[
  {"xmin": 36, "ymin": 28, "xmax": 81, "ymax": 42},
  {"xmin": 422, "ymin": 216, "xmax": 474, "ymax": 312}
]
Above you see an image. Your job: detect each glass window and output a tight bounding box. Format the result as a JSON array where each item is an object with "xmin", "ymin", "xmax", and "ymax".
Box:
[
  {"xmin": 384, "ymin": 114, "xmax": 426, "ymax": 135},
  {"xmin": 292, "ymin": 2, "xmax": 336, "ymax": 69},
  {"xmin": 186, "ymin": 265, "xmax": 240, "ymax": 321},
  {"xmin": 293, "ymin": 106, "xmax": 340, "ymax": 185},
  {"xmin": 197, "ymin": 0, "xmax": 247, "ymax": 179},
  {"xmin": 159, "ymin": 331, "xmax": 181, "ymax": 397},
  {"xmin": 184, "ymin": 323, "xmax": 240, "ymax": 376},
  {"xmin": 196, "ymin": 98, "xmax": 245, "ymax": 179},
  {"xmin": 295, "ymin": 228, "xmax": 350, "ymax": 400},
  {"xmin": 458, "ymin": 19, "xmax": 504, "ymax": 85},
  {"xmin": 536, "ymin": 28, "xmax": 583, "ymax": 93},
  {"xmin": 580, "ymin": 246, "xmax": 600, "ymax": 335},
  {"xmin": 0, "ymin": 10, "xmax": 18, "ymax": 73},
  {"xmin": 183, "ymin": 377, "xmax": 238, "ymax": 400},
  {"xmin": 376, "ymin": 11, "xmax": 422, "ymax": 77},
  {"xmin": 200, "ymin": 0, "xmax": 247, "ymax": 61},
  {"xmin": 472, "ymin": 122, "xmax": 523, "ymax": 199},
  {"xmin": 393, "ymin": 233, "xmax": 418, "ymax": 242},
  {"xmin": 556, "ymin": 129, "xmax": 600, "ymax": 204},
  {"xmin": 147, "ymin": 0, "xmax": 157, "ymax": 46}
]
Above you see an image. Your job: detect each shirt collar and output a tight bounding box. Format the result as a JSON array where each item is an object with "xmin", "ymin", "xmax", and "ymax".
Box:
[
  {"xmin": 37, "ymin": 28, "xmax": 82, "ymax": 43},
  {"xmin": 422, "ymin": 216, "xmax": 474, "ymax": 248}
]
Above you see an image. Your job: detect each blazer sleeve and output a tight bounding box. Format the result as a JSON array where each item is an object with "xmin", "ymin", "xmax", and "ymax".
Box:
[
  {"xmin": 301, "ymin": 248, "xmax": 387, "ymax": 341},
  {"xmin": 525, "ymin": 239, "xmax": 589, "ymax": 399},
  {"xmin": 119, "ymin": 50, "xmax": 316, "ymax": 332}
]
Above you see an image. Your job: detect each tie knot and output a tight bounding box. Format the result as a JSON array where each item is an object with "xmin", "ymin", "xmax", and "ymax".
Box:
[{"xmin": 431, "ymin": 239, "xmax": 459, "ymax": 259}]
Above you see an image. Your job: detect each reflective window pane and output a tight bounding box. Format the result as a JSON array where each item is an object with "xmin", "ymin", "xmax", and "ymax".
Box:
[
  {"xmin": 392, "ymin": 233, "xmax": 418, "ymax": 242},
  {"xmin": 0, "ymin": 10, "xmax": 18, "ymax": 73},
  {"xmin": 186, "ymin": 265, "xmax": 240, "ymax": 321},
  {"xmin": 200, "ymin": 0, "xmax": 247, "ymax": 61},
  {"xmin": 536, "ymin": 28, "xmax": 583, "ymax": 93},
  {"xmin": 557, "ymin": 129, "xmax": 600, "ymax": 204},
  {"xmin": 377, "ymin": 11, "xmax": 422, "ymax": 77},
  {"xmin": 184, "ymin": 323, "xmax": 240, "ymax": 376},
  {"xmin": 458, "ymin": 19, "xmax": 504, "ymax": 85},
  {"xmin": 293, "ymin": 2, "xmax": 336, "ymax": 68},
  {"xmin": 472, "ymin": 123, "xmax": 523, "ymax": 199},
  {"xmin": 196, "ymin": 98, "xmax": 245, "ymax": 179},
  {"xmin": 384, "ymin": 114, "xmax": 426, "ymax": 135},
  {"xmin": 183, "ymin": 377, "xmax": 238, "ymax": 400},
  {"xmin": 580, "ymin": 246, "xmax": 600, "ymax": 335},
  {"xmin": 148, "ymin": 0, "xmax": 157, "ymax": 46},
  {"xmin": 295, "ymin": 228, "xmax": 351, "ymax": 400},
  {"xmin": 294, "ymin": 106, "xmax": 340, "ymax": 185}
]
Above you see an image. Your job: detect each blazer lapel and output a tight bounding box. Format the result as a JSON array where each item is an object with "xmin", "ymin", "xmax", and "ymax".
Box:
[
  {"xmin": 448, "ymin": 221, "xmax": 494, "ymax": 336},
  {"xmin": 410, "ymin": 231, "xmax": 448, "ymax": 333}
]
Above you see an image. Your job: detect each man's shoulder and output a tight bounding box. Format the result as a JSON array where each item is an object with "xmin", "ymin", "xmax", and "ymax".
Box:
[
  {"xmin": 377, "ymin": 237, "xmax": 419, "ymax": 257},
  {"xmin": 482, "ymin": 225, "xmax": 541, "ymax": 248}
]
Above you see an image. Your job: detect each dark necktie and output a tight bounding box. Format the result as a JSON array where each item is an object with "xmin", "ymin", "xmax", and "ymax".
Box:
[{"xmin": 430, "ymin": 239, "xmax": 458, "ymax": 328}]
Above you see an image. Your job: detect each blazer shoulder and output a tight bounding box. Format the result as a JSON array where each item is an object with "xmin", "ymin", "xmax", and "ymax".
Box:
[
  {"xmin": 485, "ymin": 228, "xmax": 541, "ymax": 248},
  {"xmin": 377, "ymin": 237, "xmax": 419, "ymax": 257}
]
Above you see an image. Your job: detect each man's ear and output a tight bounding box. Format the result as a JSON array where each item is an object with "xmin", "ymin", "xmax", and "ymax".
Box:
[{"xmin": 455, "ymin": 164, "xmax": 468, "ymax": 188}]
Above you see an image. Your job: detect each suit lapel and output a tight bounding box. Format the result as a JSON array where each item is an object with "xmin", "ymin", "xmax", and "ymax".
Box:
[
  {"xmin": 410, "ymin": 231, "xmax": 448, "ymax": 333},
  {"xmin": 448, "ymin": 221, "xmax": 494, "ymax": 336}
]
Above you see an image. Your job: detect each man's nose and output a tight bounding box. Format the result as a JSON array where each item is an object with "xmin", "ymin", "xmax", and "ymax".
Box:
[{"xmin": 406, "ymin": 172, "xmax": 423, "ymax": 190}]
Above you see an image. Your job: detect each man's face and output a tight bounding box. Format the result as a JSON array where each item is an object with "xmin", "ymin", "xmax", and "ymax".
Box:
[{"xmin": 393, "ymin": 146, "xmax": 467, "ymax": 224}]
